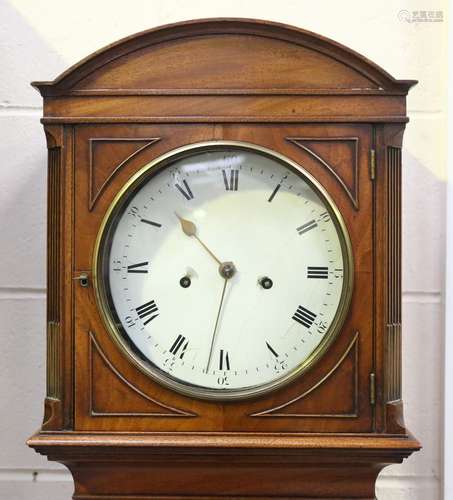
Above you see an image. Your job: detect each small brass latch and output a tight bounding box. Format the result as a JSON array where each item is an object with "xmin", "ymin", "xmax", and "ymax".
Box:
[{"xmin": 73, "ymin": 273, "xmax": 89, "ymax": 288}]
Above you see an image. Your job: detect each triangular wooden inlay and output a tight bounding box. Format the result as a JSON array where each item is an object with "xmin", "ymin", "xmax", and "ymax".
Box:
[
  {"xmin": 287, "ymin": 137, "xmax": 359, "ymax": 210},
  {"xmin": 250, "ymin": 332, "xmax": 359, "ymax": 417},
  {"xmin": 89, "ymin": 138, "xmax": 160, "ymax": 210},
  {"xmin": 89, "ymin": 333, "xmax": 195, "ymax": 417}
]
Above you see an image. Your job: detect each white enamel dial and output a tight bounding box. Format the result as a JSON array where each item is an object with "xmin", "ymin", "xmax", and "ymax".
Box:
[{"xmin": 95, "ymin": 143, "xmax": 352, "ymax": 400}]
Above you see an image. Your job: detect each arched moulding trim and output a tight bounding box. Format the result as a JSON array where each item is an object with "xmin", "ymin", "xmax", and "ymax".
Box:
[
  {"xmin": 89, "ymin": 137, "xmax": 160, "ymax": 211},
  {"xmin": 287, "ymin": 137, "xmax": 359, "ymax": 210},
  {"xmin": 89, "ymin": 331, "xmax": 197, "ymax": 417},
  {"xmin": 250, "ymin": 331, "xmax": 359, "ymax": 418},
  {"xmin": 31, "ymin": 19, "xmax": 417, "ymax": 96}
]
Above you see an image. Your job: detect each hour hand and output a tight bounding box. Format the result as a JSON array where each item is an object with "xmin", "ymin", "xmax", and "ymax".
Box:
[
  {"xmin": 175, "ymin": 212, "xmax": 197, "ymax": 237},
  {"xmin": 175, "ymin": 212, "xmax": 222, "ymax": 265}
]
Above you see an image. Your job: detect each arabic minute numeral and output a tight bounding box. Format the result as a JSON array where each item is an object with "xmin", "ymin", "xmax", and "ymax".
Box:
[
  {"xmin": 334, "ymin": 268, "xmax": 344, "ymax": 278},
  {"xmin": 317, "ymin": 321, "xmax": 328, "ymax": 334},
  {"xmin": 124, "ymin": 315, "xmax": 135, "ymax": 328},
  {"xmin": 128, "ymin": 206, "xmax": 139, "ymax": 217},
  {"xmin": 113, "ymin": 259, "xmax": 122, "ymax": 272}
]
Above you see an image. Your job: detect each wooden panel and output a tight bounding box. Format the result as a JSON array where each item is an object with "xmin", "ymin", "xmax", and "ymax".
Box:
[
  {"xmin": 32, "ymin": 19, "xmax": 416, "ymax": 97},
  {"xmin": 89, "ymin": 137, "xmax": 160, "ymax": 210},
  {"xmin": 72, "ymin": 123, "xmax": 374, "ymax": 433},
  {"xmin": 42, "ymin": 95, "xmax": 407, "ymax": 123},
  {"xmin": 89, "ymin": 332, "xmax": 196, "ymax": 417},
  {"xmin": 250, "ymin": 331, "xmax": 359, "ymax": 417},
  {"xmin": 75, "ymin": 35, "xmax": 377, "ymax": 91},
  {"xmin": 287, "ymin": 137, "xmax": 359, "ymax": 209}
]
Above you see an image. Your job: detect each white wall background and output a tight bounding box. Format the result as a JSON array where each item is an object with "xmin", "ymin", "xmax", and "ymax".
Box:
[{"xmin": 0, "ymin": 0, "xmax": 448, "ymax": 498}]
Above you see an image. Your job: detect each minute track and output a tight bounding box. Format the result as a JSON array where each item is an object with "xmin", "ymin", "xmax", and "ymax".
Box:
[{"xmin": 102, "ymin": 144, "xmax": 349, "ymax": 398}]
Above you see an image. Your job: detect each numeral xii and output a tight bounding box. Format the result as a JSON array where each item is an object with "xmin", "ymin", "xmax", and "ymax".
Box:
[{"xmin": 222, "ymin": 169, "xmax": 239, "ymax": 191}]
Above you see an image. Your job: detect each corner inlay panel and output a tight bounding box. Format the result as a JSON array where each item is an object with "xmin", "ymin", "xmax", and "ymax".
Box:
[
  {"xmin": 89, "ymin": 138, "xmax": 160, "ymax": 210},
  {"xmin": 250, "ymin": 332, "xmax": 359, "ymax": 418},
  {"xmin": 89, "ymin": 332, "xmax": 196, "ymax": 417},
  {"xmin": 287, "ymin": 137, "xmax": 359, "ymax": 209}
]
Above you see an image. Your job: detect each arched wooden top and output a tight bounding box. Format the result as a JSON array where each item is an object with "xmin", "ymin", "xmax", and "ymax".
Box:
[{"xmin": 32, "ymin": 18, "xmax": 416, "ymax": 97}]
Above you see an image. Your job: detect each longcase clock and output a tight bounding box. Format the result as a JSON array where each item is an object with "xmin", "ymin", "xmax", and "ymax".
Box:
[{"xmin": 28, "ymin": 18, "xmax": 420, "ymax": 499}]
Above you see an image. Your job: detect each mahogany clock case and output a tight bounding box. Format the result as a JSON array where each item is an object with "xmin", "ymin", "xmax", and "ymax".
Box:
[{"xmin": 28, "ymin": 18, "xmax": 420, "ymax": 500}]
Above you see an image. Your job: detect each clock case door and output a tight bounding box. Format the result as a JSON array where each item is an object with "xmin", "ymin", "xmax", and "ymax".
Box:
[{"xmin": 71, "ymin": 122, "xmax": 374, "ymax": 433}]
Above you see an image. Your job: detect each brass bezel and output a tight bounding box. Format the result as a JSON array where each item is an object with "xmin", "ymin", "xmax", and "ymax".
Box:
[{"xmin": 93, "ymin": 141, "xmax": 354, "ymax": 401}]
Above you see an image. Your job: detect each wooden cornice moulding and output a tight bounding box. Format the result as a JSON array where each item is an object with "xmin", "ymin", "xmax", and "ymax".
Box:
[
  {"xmin": 31, "ymin": 18, "xmax": 416, "ymax": 97},
  {"xmin": 27, "ymin": 432, "xmax": 420, "ymax": 499},
  {"xmin": 27, "ymin": 432, "xmax": 420, "ymax": 461},
  {"xmin": 31, "ymin": 19, "xmax": 416, "ymax": 124}
]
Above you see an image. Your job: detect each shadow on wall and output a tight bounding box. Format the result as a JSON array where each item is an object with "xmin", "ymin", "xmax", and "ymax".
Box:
[
  {"xmin": 0, "ymin": 1, "xmax": 67, "ymax": 107},
  {"xmin": 0, "ymin": 2, "xmax": 73, "ymax": 499},
  {"xmin": 377, "ymin": 148, "xmax": 445, "ymax": 500}
]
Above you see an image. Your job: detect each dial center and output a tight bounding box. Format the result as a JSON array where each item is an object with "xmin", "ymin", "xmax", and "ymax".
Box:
[{"xmin": 218, "ymin": 261, "xmax": 237, "ymax": 279}]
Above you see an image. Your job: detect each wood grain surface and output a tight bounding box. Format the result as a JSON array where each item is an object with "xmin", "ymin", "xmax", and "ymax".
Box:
[{"xmin": 29, "ymin": 18, "xmax": 420, "ymax": 499}]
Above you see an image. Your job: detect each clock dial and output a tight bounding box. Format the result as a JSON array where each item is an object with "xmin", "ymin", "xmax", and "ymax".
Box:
[{"xmin": 95, "ymin": 143, "xmax": 352, "ymax": 400}]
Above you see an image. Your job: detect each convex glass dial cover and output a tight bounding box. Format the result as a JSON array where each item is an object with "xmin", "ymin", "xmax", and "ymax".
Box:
[{"xmin": 94, "ymin": 142, "xmax": 353, "ymax": 400}]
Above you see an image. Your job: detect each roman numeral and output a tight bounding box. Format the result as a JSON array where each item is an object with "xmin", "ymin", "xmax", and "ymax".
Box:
[
  {"xmin": 307, "ymin": 266, "xmax": 328, "ymax": 279},
  {"xmin": 297, "ymin": 219, "xmax": 317, "ymax": 235},
  {"xmin": 219, "ymin": 349, "xmax": 231, "ymax": 370},
  {"xmin": 266, "ymin": 341, "xmax": 279, "ymax": 357},
  {"xmin": 140, "ymin": 218, "xmax": 162, "ymax": 228},
  {"xmin": 127, "ymin": 261, "xmax": 149, "ymax": 274},
  {"xmin": 222, "ymin": 169, "xmax": 239, "ymax": 191},
  {"xmin": 268, "ymin": 183, "xmax": 281, "ymax": 202},
  {"xmin": 135, "ymin": 299, "xmax": 159, "ymax": 325},
  {"xmin": 175, "ymin": 180, "xmax": 194, "ymax": 200},
  {"xmin": 318, "ymin": 211, "xmax": 331, "ymax": 222},
  {"xmin": 292, "ymin": 305, "xmax": 317, "ymax": 328},
  {"xmin": 169, "ymin": 334, "xmax": 189, "ymax": 358}
]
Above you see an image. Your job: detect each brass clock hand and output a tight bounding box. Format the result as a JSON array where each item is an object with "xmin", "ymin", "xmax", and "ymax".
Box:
[
  {"xmin": 205, "ymin": 261, "xmax": 237, "ymax": 373},
  {"xmin": 175, "ymin": 212, "xmax": 222, "ymax": 265},
  {"xmin": 206, "ymin": 277, "xmax": 228, "ymax": 373}
]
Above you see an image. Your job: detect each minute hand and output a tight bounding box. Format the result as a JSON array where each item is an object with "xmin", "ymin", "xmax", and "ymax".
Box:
[
  {"xmin": 206, "ymin": 278, "xmax": 228, "ymax": 373},
  {"xmin": 175, "ymin": 213, "xmax": 222, "ymax": 265}
]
